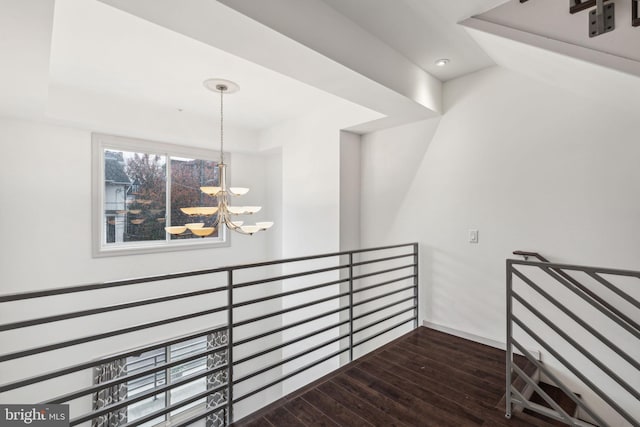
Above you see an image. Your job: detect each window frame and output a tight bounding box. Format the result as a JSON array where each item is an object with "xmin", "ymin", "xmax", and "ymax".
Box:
[
  {"xmin": 125, "ymin": 335, "xmax": 209, "ymax": 427},
  {"xmin": 92, "ymin": 133, "xmax": 230, "ymax": 257}
]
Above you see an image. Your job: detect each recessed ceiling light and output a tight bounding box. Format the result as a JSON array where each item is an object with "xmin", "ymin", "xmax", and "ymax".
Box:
[{"xmin": 435, "ymin": 58, "xmax": 450, "ymax": 67}]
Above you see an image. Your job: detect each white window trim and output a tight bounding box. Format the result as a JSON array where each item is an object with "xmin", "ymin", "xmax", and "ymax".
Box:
[{"xmin": 92, "ymin": 133, "xmax": 230, "ymax": 257}]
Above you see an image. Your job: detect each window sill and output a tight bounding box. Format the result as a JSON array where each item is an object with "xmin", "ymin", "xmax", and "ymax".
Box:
[{"xmin": 92, "ymin": 233, "xmax": 230, "ymax": 258}]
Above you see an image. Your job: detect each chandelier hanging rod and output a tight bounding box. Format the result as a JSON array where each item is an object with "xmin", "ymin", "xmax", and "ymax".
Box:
[{"xmin": 164, "ymin": 79, "xmax": 273, "ymax": 238}]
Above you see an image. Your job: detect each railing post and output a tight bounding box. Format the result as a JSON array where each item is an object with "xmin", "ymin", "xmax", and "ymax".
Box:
[
  {"xmin": 413, "ymin": 243, "xmax": 419, "ymax": 328},
  {"xmin": 227, "ymin": 269, "xmax": 234, "ymax": 425},
  {"xmin": 505, "ymin": 260, "xmax": 513, "ymax": 419},
  {"xmin": 349, "ymin": 252, "xmax": 354, "ymax": 362}
]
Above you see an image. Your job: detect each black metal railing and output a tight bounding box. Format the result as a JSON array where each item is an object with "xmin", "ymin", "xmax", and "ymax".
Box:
[
  {"xmin": 506, "ymin": 253, "xmax": 639, "ymax": 426},
  {"xmin": 0, "ymin": 243, "xmax": 418, "ymax": 426}
]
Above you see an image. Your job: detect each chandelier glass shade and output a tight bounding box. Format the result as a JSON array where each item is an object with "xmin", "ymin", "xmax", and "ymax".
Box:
[{"xmin": 165, "ymin": 79, "xmax": 273, "ymax": 237}]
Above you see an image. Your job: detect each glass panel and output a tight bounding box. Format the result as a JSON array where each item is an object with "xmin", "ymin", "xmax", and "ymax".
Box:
[
  {"xmin": 170, "ymin": 157, "xmax": 219, "ymax": 239},
  {"xmin": 126, "ymin": 348, "xmax": 167, "ymax": 425},
  {"xmin": 169, "ymin": 378, "xmax": 206, "ymax": 417},
  {"xmin": 126, "ymin": 395, "xmax": 165, "ymax": 427},
  {"xmin": 103, "ymin": 149, "xmax": 167, "ymax": 244},
  {"xmin": 169, "ymin": 336, "xmax": 207, "ymax": 417}
]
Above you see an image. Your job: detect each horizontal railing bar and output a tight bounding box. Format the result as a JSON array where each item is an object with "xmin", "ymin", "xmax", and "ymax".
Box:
[
  {"xmin": 232, "ymin": 278, "xmax": 348, "ymax": 308},
  {"xmin": 587, "ymin": 271, "xmax": 640, "ymax": 311},
  {"xmin": 0, "ymin": 306, "xmax": 227, "ymax": 363},
  {"xmin": 234, "ymin": 320, "xmax": 350, "ymax": 366},
  {"xmin": 353, "ymin": 296, "xmax": 416, "ymax": 322},
  {"xmin": 351, "ymin": 253, "xmax": 414, "ymax": 268},
  {"xmin": 353, "ymin": 317, "xmax": 414, "ymax": 348},
  {"xmin": 172, "ymin": 402, "xmax": 228, "ymax": 427},
  {"xmin": 352, "ymin": 306, "xmax": 416, "ymax": 335},
  {"xmin": 233, "ymin": 347, "xmax": 349, "ymax": 404},
  {"xmin": 232, "ymin": 292, "xmax": 350, "ymax": 328},
  {"xmin": 228, "ymin": 242, "xmax": 418, "ymax": 272},
  {"xmin": 43, "ymin": 344, "xmax": 227, "ymax": 404},
  {"xmin": 232, "ymin": 265, "xmax": 349, "ymax": 289},
  {"xmin": 235, "ymin": 333, "xmax": 349, "ymax": 384},
  {"xmin": 513, "ymin": 269, "xmax": 640, "ymax": 372},
  {"xmin": 0, "ymin": 269, "xmax": 229, "ymax": 302},
  {"xmin": 121, "ymin": 383, "xmax": 227, "ymax": 427},
  {"xmin": 508, "ymin": 258, "xmax": 640, "ymax": 279},
  {"xmin": 512, "ymin": 316, "xmax": 639, "ymax": 426},
  {"xmin": 0, "ymin": 285, "xmax": 227, "ymax": 332},
  {"xmin": 0, "ymin": 243, "xmax": 417, "ymax": 302},
  {"xmin": 512, "ymin": 291, "xmax": 640, "ymax": 401},
  {"xmin": 70, "ymin": 364, "xmax": 228, "ymax": 426},
  {"xmin": 352, "ymin": 264, "xmax": 415, "ymax": 281},
  {"xmin": 352, "ymin": 284, "xmax": 416, "ymax": 308},
  {"xmin": 512, "ymin": 364, "xmax": 574, "ymax": 423},
  {"xmin": 512, "ymin": 250, "xmax": 549, "ymax": 261},
  {"xmin": 0, "ymin": 325, "xmax": 227, "ymax": 393},
  {"xmin": 352, "ymin": 275, "xmax": 415, "ymax": 295},
  {"xmin": 511, "ymin": 338, "xmax": 608, "ymax": 427},
  {"xmin": 538, "ymin": 265, "xmax": 640, "ymax": 335},
  {"xmin": 512, "ymin": 267, "xmax": 640, "ymax": 341},
  {"xmin": 234, "ymin": 307, "xmax": 348, "ymax": 347}
]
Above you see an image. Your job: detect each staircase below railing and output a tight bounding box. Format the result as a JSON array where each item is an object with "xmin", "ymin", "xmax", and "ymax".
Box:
[
  {"xmin": 506, "ymin": 251, "xmax": 639, "ymax": 426},
  {"xmin": 0, "ymin": 243, "xmax": 419, "ymax": 426}
]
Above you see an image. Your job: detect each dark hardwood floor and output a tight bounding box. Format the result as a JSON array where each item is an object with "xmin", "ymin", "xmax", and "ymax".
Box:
[{"xmin": 232, "ymin": 326, "xmax": 555, "ymax": 427}]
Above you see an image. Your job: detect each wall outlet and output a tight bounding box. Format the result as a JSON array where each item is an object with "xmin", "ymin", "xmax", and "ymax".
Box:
[{"xmin": 469, "ymin": 229, "xmax": 479, "ymax": 244}]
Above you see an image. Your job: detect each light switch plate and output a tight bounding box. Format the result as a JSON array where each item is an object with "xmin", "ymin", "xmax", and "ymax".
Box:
[{"xmin": 469, "ymin": 229, "xmax": 479, "ymax": 244}]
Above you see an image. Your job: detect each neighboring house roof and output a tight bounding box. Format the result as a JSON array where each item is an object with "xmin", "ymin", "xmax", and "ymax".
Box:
[{"xmin": 105, "ymin": 151, "xmax": 131, "ymax": 185}]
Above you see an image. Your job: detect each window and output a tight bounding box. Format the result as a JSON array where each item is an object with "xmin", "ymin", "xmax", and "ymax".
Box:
[
  {"xmin": 126, "ymin": 336, "xmax": 208, "ymax": 426},
  {"xmin": 93, "ymin": 134, "xmax": 229, "ymax": 256},
  {"xmin": 93, "ymin": 331, "xmax": 228, "ymax": 427}
]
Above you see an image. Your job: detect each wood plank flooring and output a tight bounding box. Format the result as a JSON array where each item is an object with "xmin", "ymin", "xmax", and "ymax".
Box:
[{"xmin": 232, "ymin": 326, "xmax": 556, "ymax": 427}]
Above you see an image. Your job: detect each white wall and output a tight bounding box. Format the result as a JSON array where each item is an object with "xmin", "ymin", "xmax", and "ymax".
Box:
[
  {"xmin": 360, "ymin": 65, "xmax": 640, "ymax": 425},
  {"xmin": 0, "ymin": 93, "xmax": 378, "ymax": 420},
  {"xmin": 0, "ymin": 117, "xmax": 274, "ymax": 290},
  {"xmin": 340, "ymin": 131, "xmax": 361, "ymax": 252},
  {"xmin": 0, "ymin": 116, "xmax": 282, "ymax": 419},
  {"xmin": 257, "ymin": 101, "xmax": 379, "ymax": 395}
]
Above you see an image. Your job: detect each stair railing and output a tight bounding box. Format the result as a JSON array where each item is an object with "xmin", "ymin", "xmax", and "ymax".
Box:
[
  {"xmin": 506, "ymin": 252, "xmax": 639, "ymax": 426},
  {"xmin": 0, "ymin": 243, "xmax": 419, "ymax": 426}
]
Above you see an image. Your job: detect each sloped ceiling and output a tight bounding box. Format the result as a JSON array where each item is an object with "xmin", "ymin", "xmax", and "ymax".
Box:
[
  {"xmin": 319, "ymin": 0, "xmax": 509, "ymax": 81},
  {"xmin": 463, "ymin": 0, "xmax": 640, "ymax": 116},
  {"xmin": 479, "ymin": 0, "xmax": 640, "ymax": 63}
]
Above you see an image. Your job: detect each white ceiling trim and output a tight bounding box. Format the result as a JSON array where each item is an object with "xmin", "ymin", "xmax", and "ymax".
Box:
[
  {"xmin": 98, "ymin": 0, "xmax": 440, "ymax": 132},
  {"xmin": 462, "ymin": 17, "xmax": 640, "ymax": 116},
  {"xmin": 219, "ymin": 0, "xmax": 442, "ymax": 115}
]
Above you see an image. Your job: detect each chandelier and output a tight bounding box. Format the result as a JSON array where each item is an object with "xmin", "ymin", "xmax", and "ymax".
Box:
[{"xmin": 165, "ymin": 79, "xmax": 273, "ymax": 237}]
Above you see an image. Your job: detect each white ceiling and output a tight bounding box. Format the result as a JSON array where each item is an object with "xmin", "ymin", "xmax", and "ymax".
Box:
[
  {"xmin": 320, "ymin": 0, "xmax": 509, "ymax": 81},
  {"xmin": 48, "ymin": 0, "xmax": 348, "ymax": 130},
  {"xmin": 2, "ymin": 0, "xmax": 639, "ymax": 136}
]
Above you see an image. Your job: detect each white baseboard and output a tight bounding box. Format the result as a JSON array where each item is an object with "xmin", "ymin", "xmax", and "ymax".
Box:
[{"xmin": 422, "ymin": 320, "xmax": 541, "ymax": 361}]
